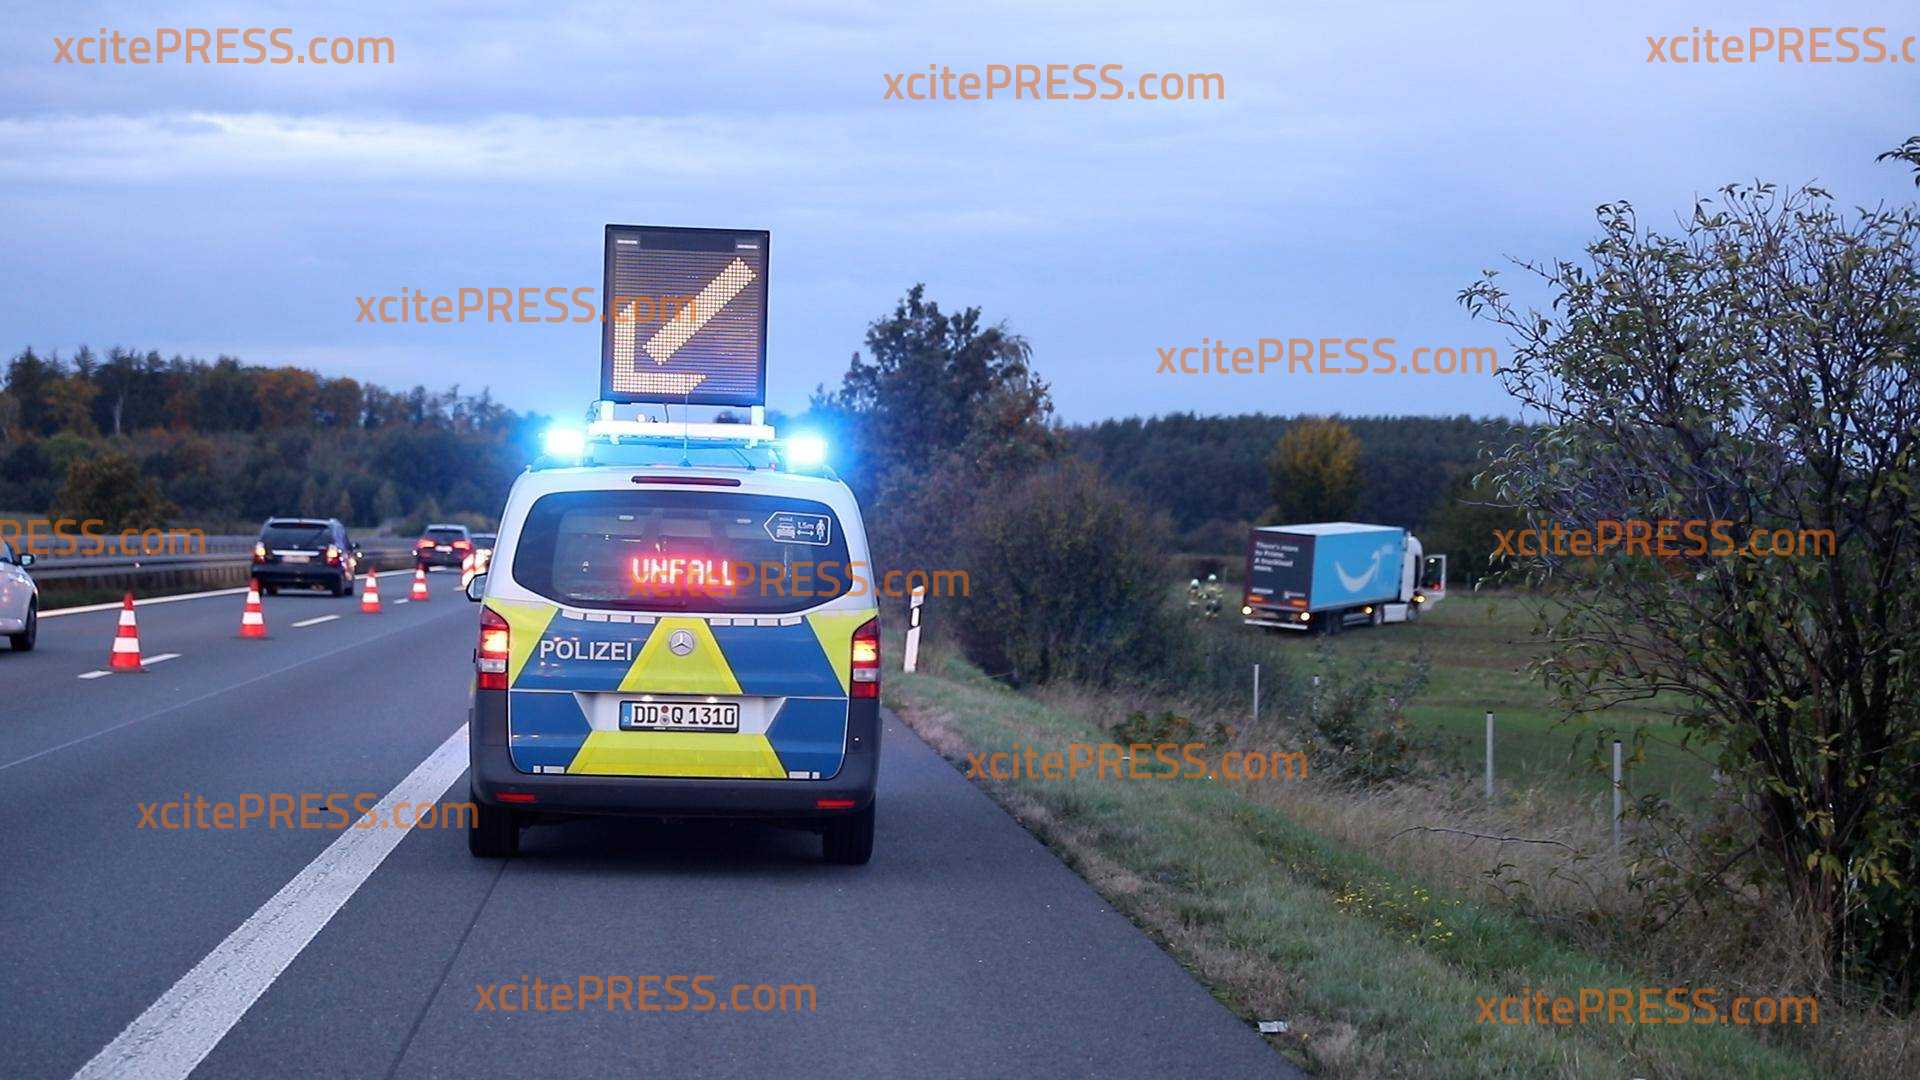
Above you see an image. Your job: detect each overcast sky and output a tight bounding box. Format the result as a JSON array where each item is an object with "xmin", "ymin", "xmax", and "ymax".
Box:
[{"xmin": 4, "ymin": 1, "xmax": 1917, "ymax": 423}]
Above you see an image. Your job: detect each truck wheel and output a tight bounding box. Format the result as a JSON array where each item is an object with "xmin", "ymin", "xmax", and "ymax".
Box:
[
  {"xmin": 1407, "ymin": 602, "xmax": 1421, "ymax": 622},
  {"xmin": 1370, "ymin": 606, "xmax": 1385, "ymax": 627},
  {"xmin": 1324, "ymin": 610, "xmax": 1344, "ymax": 636},
  {"xmin": 468, "ymin": 794, "xmax": 522, "ymax": 857},
  {"xmin": 822, "ymin": 803, "xmax": 875, "ymax": 865}
]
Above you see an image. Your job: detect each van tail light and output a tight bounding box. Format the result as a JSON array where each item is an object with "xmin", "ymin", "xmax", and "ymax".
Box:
[
  {"xmin": 252, "ymin": 542, "xmax": 267, "ymax": 563},
  {"xmin": 325, "ymin": 544, "xmax": 341, "ymax": 565},
  {"xmin": 477, "ymin": 607, "xmax": 510, "ymax": 690},
  {"xmin": 850, "ymin": 617, "xmax": 880, "ymax": 699}
]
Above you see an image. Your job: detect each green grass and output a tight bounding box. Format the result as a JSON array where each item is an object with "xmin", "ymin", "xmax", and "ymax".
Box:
[
  {"xmin": 885, "ymin": 639, "xmax": 1816, "ymax": 1078},
  {"xmin": 1261, "ymin": 592, "xmax": 1714, "ymax": 805}
]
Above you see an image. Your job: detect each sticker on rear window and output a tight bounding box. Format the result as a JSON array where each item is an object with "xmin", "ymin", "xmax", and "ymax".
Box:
[{"xmin": 764, "ymin": 512, "xmax": 831, "ymax": 546}]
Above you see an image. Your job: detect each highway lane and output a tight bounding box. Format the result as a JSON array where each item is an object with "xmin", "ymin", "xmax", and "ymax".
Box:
[
  {"xmin": 1, "ymin": 574, "xmax": 479, "ymax": 1079},
  {"xmin": 2, "ymin": 581, "xmax": 1293, "ymax": 1079}
]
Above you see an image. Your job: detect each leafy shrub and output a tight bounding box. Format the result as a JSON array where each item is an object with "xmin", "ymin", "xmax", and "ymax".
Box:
[
  {"xmin": 1300, "ymin": 655, "xmax": 1430, "ymax": 786},
  {"xmin": 954, "ymin": 462, "xmax": 1174, "ymax": 686}
]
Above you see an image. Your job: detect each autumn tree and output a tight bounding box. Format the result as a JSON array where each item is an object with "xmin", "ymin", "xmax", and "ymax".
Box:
[
  {"xmin": 1265, "ymin": 418, "xmax": 1361, "ymax": 523},
  {"xmin": 1462, "ymin": 175, "xmax": 1920, "ymax": 993},
  {"xmin": 53, "ymin": 451, "xmax": 174, "ymax": 531}
]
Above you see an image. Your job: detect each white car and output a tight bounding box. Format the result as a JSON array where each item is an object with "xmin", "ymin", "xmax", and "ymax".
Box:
[{"xmin": 0, "ymin": 537, "xmax": 39, "ymax": 651}]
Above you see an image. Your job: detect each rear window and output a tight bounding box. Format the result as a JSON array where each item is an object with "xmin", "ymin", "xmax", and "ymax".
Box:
[
  {"xmin": 262, "ymin": 521, "xmax": 332, "ymax": 547},
  {"xmin": 423, "ymin": 527, "xmax": 468, "ymax": 543},
  {"xmin": 511, "ymin": 490, "xmax": 851, "ymax": 614}
]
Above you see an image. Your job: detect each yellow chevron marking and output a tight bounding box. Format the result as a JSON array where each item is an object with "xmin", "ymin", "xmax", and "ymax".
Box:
[
  {"xmin": 806, "ymin": 609, "xmax": 876, "ymax": 695},
  {"xmin": 566, "ymin": 731, "xmax": 786, "ymax": 778},
  {"xmin": 617, "ymin": 617, "xmax": 742, "ymax": 695},
  {"xmin": 486, "ymin": 599, "xmax": 558, "ymax": 686}
]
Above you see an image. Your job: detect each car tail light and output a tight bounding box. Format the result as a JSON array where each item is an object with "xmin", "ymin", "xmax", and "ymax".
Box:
[
  {"xmin": 416, "ymin": 538, "xmax": 434, "ymax": 550},
  {"xmin": 850, "ymin": 617, "xmax": 879, "ymax": 699},
  {"xmin": 252, "ymin": 542, "xmax": 266, "ymax": 562},
  {"xmin": 325, "ymin": 544, "xmax": 340, "ymax": 565},
  {"xmin": 453, "ymin": 539, "xmax": 472, "ymax": 550},
  {"xmin": 815, "ymin": 798, "xmax": 857, "ymax": 810},
  {"xmin": 477, "ymin": 607, "xmax": 510, "ymax": 690}
]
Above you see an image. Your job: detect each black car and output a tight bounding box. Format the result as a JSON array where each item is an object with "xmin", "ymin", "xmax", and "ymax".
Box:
[
  {"xmin": 252, "ymin": 518, "xmax": 361, "ymax": 595},
  {"xmin": 414, "ymin": 523, "xmax": 473, "ymax": 569}
]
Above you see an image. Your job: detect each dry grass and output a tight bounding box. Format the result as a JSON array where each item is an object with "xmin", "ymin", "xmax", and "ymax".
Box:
[{"xmin": 1027, "ymin": 673, "xmax": 1920, "ymax": 1078}]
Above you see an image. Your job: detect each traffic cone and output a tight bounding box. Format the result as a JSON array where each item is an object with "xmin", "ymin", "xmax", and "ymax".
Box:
[
  {"xmin": 361, "ymin": 570, "xmax": 382, "ymax": 614},
  {"xmin": 109, "ymin": 592, "xmax": 145, "ymax": 672},
  {"xmin": 460, "ymin": 552, "xmax": 475, "ymax": 590},
  {"xmin": 410, "ymin": 566, "xmax": 430, "ymax": 602},
  {"xmin": 239, "ymin": 579, "xmax": 269, "ymax": 638}
]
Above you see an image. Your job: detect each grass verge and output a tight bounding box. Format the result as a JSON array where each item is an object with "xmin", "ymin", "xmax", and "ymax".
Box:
[{"xmin": 884, "ymin": 635, "xmax": 1820, "ymax": 1078}]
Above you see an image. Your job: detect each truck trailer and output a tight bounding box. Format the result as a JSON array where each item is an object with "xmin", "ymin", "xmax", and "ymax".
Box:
[{"xmin": 1241, "ymin": 522, "xmax": 1446, "ymax": 634}]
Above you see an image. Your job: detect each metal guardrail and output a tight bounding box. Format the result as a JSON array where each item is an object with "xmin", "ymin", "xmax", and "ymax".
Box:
[{"xmin": 26, "ymin": 538, "xmax": 421, "ymax": 584}]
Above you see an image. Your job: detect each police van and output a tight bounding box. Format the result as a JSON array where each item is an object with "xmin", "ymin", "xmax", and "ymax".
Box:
[
  {"xmin": 463, "ymin": 413, "xmax": 881, "ymax": 863},
  {"xmin": 460, "ymin": 224, "xmax": 879, "ymax": 857}
]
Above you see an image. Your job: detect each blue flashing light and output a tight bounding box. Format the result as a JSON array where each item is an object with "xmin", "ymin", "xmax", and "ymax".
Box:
[
  {"xmin": 544, "ymin": 426, "xmax": 586, "ymax": 459},
  {"xmin": 784, "ymin": 433, "xmax": 828, "ymax": 469}
]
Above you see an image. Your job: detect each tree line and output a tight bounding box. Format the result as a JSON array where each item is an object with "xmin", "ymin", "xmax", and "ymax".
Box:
[{"xmin": 1, "ymin": 346, "xmax": 543, "ymax": 532}]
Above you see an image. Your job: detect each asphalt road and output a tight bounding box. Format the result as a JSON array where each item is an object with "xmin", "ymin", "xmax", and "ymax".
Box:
[{"xmin": 1, "ymin": 574, "xmax": 1293, "ymax": 1079}]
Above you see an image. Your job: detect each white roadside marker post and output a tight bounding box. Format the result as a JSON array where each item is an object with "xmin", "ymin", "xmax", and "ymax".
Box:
[
  {"xmin": 1252, "ymin": 663, "xmax": 1260, "ymax": 729},
  {"xmin": 1485, "ymin": 711, "xmax": 1495, "ymax": 801},
  {"xmin": 903, "ymin": 584, "xmax": 926, "ymax": 673},
  {"xmin": 1612, "ymin": 739, "xmax": 1624, "ymax": 852}
]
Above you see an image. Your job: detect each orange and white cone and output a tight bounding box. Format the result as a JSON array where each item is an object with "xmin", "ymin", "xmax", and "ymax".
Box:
[
  {"xmin": 239, "ymin": 579, "xmax": 269, "ymax": 638},
  {"xmin": 109, "ymin": 592, "xmax": 145, "ymax": 671},
  {"xmin": 460, "ymin": 552, "xmax": 476, "ymax": 591},
  {"xmin": 410, "ymin": 566, "xmax": 430, "ymax": 602},
  {"xmin": 360, "ymin": 570, "xmax": 382, "ymax": 614}
]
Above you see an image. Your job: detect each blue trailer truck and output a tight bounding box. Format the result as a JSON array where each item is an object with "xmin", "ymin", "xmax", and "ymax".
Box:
[{"xmin": 1241, "ymin": 522, "xmax": 1447, "ymax": 634}]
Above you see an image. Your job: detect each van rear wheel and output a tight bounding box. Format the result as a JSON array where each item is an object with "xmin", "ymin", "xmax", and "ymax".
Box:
[
  {"xmin": 822, "ymin": 803, "xmax": 875, "ymax": 865},
  {"xmin": 468, "ymin": 793, "xmax": 522, "ymax": 857}
]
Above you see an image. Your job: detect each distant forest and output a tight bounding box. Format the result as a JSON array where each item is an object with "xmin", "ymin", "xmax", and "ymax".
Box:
[
  {"xmin": 0, "ymin": 346, "xmax": 543, "ymax": 531},
  {"xmin": 3, "ymin": 345, "xmax": 1518, "ymax": 551},
  {"xmin": 1066, "ymin": 413, "xmax": 1519, "ymax": 551}
]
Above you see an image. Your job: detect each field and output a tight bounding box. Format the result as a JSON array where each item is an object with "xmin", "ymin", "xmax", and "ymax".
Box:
[{"xmin": 1267, "ymin": 591, "xmax": 1713, "ymax": 805}]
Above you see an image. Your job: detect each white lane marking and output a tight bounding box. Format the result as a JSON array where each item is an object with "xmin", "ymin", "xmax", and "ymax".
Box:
[
  {"xmin": 42, "ymin": 569, "xmax": 415, "ymax": 618},
  {"xmin": 394, "ymin": 598, "xmax": 409, "ymax": 605},
  {"xmin": 75, "ymin": 653, "xmax": 180, "ymax": 680},
  {"xmin": 290, "ymin": 615, "xmax": 339, "ymax": 628},
  {"xmin": 71, "ymin": 724, "xmax": 469, "ymax": 1080}
]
